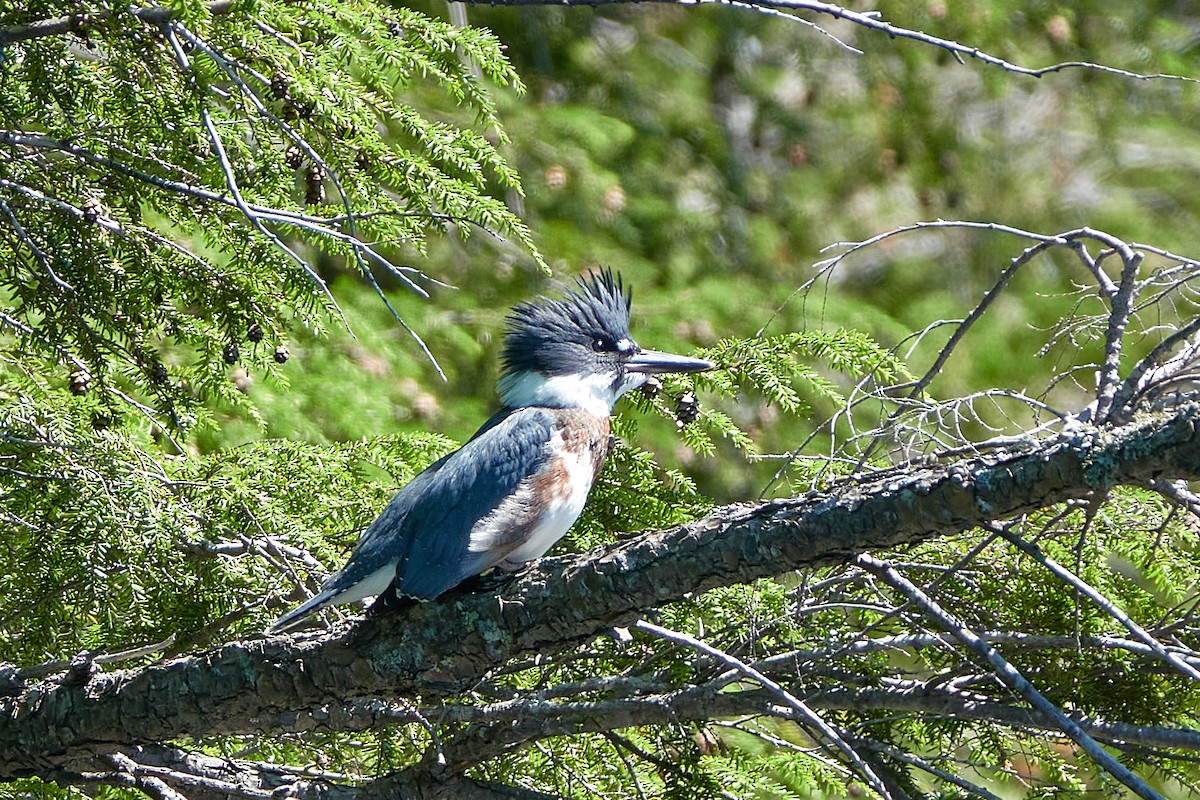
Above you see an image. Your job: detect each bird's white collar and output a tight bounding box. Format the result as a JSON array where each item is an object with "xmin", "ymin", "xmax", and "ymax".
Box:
[{"xmin": 498, "ymin": 370, "xmax": 646, "ymax": 416}]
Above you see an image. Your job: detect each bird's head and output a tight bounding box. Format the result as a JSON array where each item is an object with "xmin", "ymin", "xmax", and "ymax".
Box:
[{"xmin": 498, "ymin": 270, "xmax": 714, "ymax": 415}]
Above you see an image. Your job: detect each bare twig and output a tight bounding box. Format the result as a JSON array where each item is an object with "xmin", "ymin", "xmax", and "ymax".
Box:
[
  {"xmin": 992, "ymin": 522, "xmax": 1200, "ymax": 683},
  {"xmin": 855, "ymin": 553, "xmax": 1165, "ymax": 800},
  {"xmin": 1110, "ymin": 317, "xmax": 1200, "ymax": 418},
  {"xmin": 1091, "ymin": 235, "xmax": 1144, "ymax": 422},
  {"xmin": 635, "ymin": 619, "xmax": 892, "ymax": 798},
  {"xmin": 6, "ymin": 0, "xmax": 1198, "ymax": 90},
  {"xmin": 16, "ymin": 635, "xmax": 176, "ymax": 682}
]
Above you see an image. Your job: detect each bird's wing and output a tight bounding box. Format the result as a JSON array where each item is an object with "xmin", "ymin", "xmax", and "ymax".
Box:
[{"xmin": 332, "ymin": 407, "xmax": 556, "ymax": 600}]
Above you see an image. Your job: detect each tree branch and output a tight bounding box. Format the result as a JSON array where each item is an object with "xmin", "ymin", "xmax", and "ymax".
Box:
[
  {"xmin": 47, "ymin": 678, "xmax": 1200, "ymax": 800},
  {"xmin": 0, "ymin": 1, "xmax": 235, "ymax": 47},
  {"xmin": 855, "ymin": 552, "xmax": 1164, "ymax": 800},
  {"xmin": 4, "ymin": 404, "xmax": 1200, "ymax": 776},
  {"xmin": 634, "ymin": 619, "xmax": 890, "ymax": 798},
  {"xmin": 62, "ymin": 744, "xmax": 561, "ymax": 800},
  {"xmin": 4, "ymin": 0, "xmax": 1196, "ymax": 87},
  {"xmin": 472, "ymin": 0, "xmax": 1196, "ymax": 83}
]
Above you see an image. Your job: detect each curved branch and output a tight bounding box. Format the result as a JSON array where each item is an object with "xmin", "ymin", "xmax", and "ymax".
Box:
[
  {"xmin": 635, "ymin": 619, "xmax": 890, "ymax": 798},
  {"xmin": 4, "ymin": 404, "xmax": 1200, "ymax": 776},
  {"xmin": 4, "ymin": 0, "xmax": 1196, "ymax": 86}
]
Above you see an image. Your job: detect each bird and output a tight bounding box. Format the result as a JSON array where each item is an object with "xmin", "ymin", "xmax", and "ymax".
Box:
[{"xmin": 267, "ymin": 270, "xmax": 714, "ymax": 633}]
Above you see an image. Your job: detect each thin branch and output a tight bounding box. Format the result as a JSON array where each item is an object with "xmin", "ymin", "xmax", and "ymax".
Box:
[
  {"xmin": 815, "ymin": 684, "xmax": 1200, "ymax": 752},
  {"xmin": 718, "ymin": 0, "xmax": 861, "ymax": 53},
  {"xmin": 856, "ymin": 736, "xmax": 1005, "ymax": 800},
  {"xmin": 0, "ymin": 196, "xmax": 72, "ymax": 291},
  {"xmin": 106, "ymin": 752, "xmax": 193, "ymax": 800},
  {"xmin": 1092, "ymin": 235, "xmax": 1144, "ymax": 422},
  {"xmin": 283, "ymin": 677, "xmax": 1200, "ymax": 757},
  {"xmin": 164, "ymin": 27, "xmax": 347, "ymax": 329},
  {"xmin": 857, "ymin": 235, "xmax": 1066, "ymax": 462},
  {"xmin": 746, "ymin": 630, "xmax": 1200, "ymax": 679},
  {"xmin": 14, "ymin": 635, "xmax": 176, "ymax": 683},
  {"xmin": 475, "ymin": 0, "xmax": 1200, "ymax": 84},
  {"xmin": 855, "ymin": 553, "xmax": 1165, "ymax": 800},
  {"xmin": 166, "ymin": 22, "xmax": 447, "ymax": 379},
  {"xmin": 5, "ymin": 0, "xmax": 1197, "ymax": 90},
  {"xmin": 0, "ymin": 132, "xmax": 439, "ymax": 325},
  {"xmin": 992, "ymin": 522, "xmax": 1200, "ymax": 683},
  {"xmin": 1150, "ymin": 478, "xmax": 1200, "ymax": 519},
  {"xmin": 107, "ymin": 750, "xmax": 270, "ymax": 800},
  {"xmin": 1111, "ymin": 317, "xmax": 1200, "ymax": 417},
  {"xmin": 0, "ymin": 1, "xmax": 235, "ymax": 47},
  {"xmin": 635, "ymin": 619, "xmax": 892, "ymax": 798}
]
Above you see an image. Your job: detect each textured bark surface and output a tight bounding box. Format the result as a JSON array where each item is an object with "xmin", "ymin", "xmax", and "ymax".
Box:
[{"xmin": 4, "ymin": 406, "xmax": 1200, "ymax": 778}]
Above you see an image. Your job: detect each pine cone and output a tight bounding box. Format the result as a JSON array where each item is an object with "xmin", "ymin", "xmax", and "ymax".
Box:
[
  {"xmin": 674, "ymin": 390, "xmax": 700, "ymax": 428},
  {"xmin": 270, "ymin": 71, "xmax": 289, "ymax": 100},
  {"xmin": 69, "ymin": 369, "xmax": 92, "ymax": 396}
]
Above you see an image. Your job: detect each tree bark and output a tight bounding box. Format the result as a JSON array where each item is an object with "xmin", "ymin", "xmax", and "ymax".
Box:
[{"xmin": 4, "ymin": 404, "xmax": 1200, "ymax": 778}]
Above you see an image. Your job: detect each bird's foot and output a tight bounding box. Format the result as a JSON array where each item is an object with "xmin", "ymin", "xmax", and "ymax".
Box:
[
  {"xmin": 447, "ymin": 568, "xmax": 520, "ymax": 598},
  {"xmin": 366, "ymin": 588, "xmax": 420, "ymax": 618}
]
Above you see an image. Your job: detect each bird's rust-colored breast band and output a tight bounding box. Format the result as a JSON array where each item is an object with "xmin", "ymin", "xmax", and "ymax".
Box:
[{"xmin": 539, "ymin": 409, "xmax": 610, "ymax": 503}]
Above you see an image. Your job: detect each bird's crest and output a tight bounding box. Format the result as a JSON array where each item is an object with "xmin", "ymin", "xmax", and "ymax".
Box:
[{"xmin": 500, "ymin": 269, "xmax": 633, "ymax": 379}]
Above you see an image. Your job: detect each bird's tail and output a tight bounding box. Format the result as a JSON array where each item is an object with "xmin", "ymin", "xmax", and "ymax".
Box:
[{"xmin": 265, "ymin": 589, "xmax": 337, "ymax": 635}]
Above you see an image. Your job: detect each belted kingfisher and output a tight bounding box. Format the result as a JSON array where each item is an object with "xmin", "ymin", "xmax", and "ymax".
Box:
[{"xmin": 268, "ymin": 270, "xmax": 713, "ymax": 633}]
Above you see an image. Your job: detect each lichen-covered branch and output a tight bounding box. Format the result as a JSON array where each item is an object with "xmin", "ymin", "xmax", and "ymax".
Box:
[{"xmin": 4, "ymin": 403, "xmax": 1200, "ymax": 778}]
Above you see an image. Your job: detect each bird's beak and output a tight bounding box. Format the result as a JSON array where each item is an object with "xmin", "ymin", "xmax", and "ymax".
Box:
[{"xmin": 626, "ymin": 349, "xmax": 715, "ymax": 375}]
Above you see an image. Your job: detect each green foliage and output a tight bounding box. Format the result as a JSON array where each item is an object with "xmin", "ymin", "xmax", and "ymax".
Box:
[
  {"xmin": 0, "ymin": 380, "xmax": 455, "ymax": 661},
  {"xmin": 5, "ymin": 1, "xmax": 1200, "ymax": 799},
  {"xmin": 0, "ymin": 0, "xmax": 537, "ymax": 443},
  {"xmin": 1, "ymin": 0, "xmax": 544, "ymax": 667},
  {"xmin": 618, "ymin": 330, "xmax": 908, "ymax": 461}
]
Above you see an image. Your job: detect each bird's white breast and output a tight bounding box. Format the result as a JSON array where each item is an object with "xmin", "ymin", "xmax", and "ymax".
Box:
[
  {"xmin": 467, "ymin": 410, "xmax": 610, "ymax": 569},
  {"xmin": 500, "ymin": 431, "xmax": 596, "ymax": 565}
]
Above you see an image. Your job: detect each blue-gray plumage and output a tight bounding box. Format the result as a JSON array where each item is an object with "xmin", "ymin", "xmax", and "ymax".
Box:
[{"xmin": 267, "ymin": 270, "xmax": 713, "ymax": 633}]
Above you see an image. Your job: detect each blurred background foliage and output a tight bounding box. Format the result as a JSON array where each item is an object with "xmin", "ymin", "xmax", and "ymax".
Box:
[{"xmin": 235, "ymin": 0, "xmax": 1200, "ymax": 497}]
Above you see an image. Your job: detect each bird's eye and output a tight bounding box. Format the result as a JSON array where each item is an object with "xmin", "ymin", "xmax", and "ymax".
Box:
[{"xmin": 592, "ymin": 336, "xmax": 613, "ymax": 352}]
